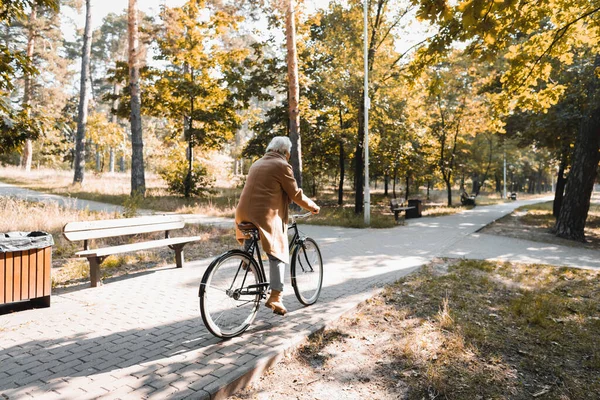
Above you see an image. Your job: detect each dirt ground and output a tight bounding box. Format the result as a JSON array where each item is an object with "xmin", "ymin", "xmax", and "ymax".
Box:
[
  {"xmin": 229, "ymin": 204, "xmax": 600, "ymax": 400},
  {"xmin": 230, "ymin": 258, "xmax": 600, "ymax": 400},
  {"xmin": 479, "ymin": 204, "xmax": 600, "ymax": 250}
]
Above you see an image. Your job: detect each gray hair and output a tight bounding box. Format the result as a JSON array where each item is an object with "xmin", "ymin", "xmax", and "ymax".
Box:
[{"xmin": 266, "ymin": 136, "xmax": 292, "ymax": 155}]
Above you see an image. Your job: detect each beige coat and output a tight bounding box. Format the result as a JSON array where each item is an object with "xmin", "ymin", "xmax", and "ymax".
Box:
[{"xmin": 235, "ymin": 151, "xmax": 317, "ymax": 264}]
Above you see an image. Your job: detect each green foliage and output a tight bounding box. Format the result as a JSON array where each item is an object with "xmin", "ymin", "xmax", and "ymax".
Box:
[
  {"xmin": 159, "ymin": 160, "xmax": 214, "ymax": 197},
  {"xmin": 0, "ymin": 0, "xmax": 61, "ymax": 153}
]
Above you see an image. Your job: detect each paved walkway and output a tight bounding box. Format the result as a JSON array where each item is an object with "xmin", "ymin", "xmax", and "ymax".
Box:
[{"xmin": 1, "ymin": 186, "xmax": 598, "ymax": 400}]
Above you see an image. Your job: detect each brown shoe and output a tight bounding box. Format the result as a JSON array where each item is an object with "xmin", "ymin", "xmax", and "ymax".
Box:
[{"xmin": 265, "ymin": 290, "xmax": 287, "ymax": 316}]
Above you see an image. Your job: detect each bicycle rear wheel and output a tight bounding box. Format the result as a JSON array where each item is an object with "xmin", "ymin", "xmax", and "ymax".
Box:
[
  {"xmin": 199, "ymin": 250, "xmax": 263, "ymax": 338},
  {"xmin": 291, "ymin": 237, "xmax": 323, "ymax": 306}
]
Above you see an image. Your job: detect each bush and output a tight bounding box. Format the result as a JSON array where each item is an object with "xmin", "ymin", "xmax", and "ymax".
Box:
[{"xmin": 159, "ymin": 160, "xmax": 214, "ymax": 197}]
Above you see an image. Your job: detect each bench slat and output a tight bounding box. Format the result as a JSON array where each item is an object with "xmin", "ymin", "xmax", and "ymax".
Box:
[
  {"xmin": 63, "ymin": 216, "xmax": 185, "ymax": 241},
  {"xmin": 75, "ymin": 236, "xmax": 202, "ymax": 258}
]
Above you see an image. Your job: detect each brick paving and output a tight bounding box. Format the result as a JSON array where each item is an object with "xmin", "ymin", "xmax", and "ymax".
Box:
[{"xmin": 1, "ymin": 193, "xmax": 599, "ymax": 399}]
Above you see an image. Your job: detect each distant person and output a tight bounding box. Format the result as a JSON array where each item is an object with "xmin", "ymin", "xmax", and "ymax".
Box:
[{"xmin": 235, "ymin": 136, "xmax": 320, "ymax": 316}]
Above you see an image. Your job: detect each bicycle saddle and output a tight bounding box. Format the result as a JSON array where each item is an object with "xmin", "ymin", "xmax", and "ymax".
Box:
[{"xmin": 237, "ymin": 222, "xmax": 258, "ymax": 232}]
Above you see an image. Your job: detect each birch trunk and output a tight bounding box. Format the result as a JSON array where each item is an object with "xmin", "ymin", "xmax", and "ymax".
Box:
[
  {"xmin": 286, "ymin": 0, "xmax": 302, "ymax": 187},
  {"xmin": 129, "ymin": 0, "xmax": 145, "ymax": 196},
  {"xmin": 20, "ymin": 5, "xmax": 37, "ymax": 172},
  {"xmin": 73, "ymin": 0, "xmax": 92, "ymax": 184}
]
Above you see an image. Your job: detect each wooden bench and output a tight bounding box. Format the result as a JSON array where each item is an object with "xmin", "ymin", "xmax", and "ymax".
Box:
[
  {"xmin": 63, "ymin": 216, "xmax": 201, "ymax": 287},
  {"xmin": 389, "ymin": 199, "xmax": 415, "ymax": 222}
]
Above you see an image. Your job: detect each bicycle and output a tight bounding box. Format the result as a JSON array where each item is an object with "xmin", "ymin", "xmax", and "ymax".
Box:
[{"xmin": 199, "ymin": 212, "xmax": 323, "ymax": 338}]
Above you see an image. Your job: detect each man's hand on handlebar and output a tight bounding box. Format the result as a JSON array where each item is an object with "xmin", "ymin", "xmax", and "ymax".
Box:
[{"xmin": 312, "ymin": 205, "xmax": 320, "ymax": 214}]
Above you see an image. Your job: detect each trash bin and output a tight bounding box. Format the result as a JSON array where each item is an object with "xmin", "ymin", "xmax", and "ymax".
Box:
[
  {"xmin": 0, "ymin": 231, "xmax": 54, "ymax": 308},
  {"xmin": 406, "ymin": 199, "xmax": 423, "ymax": 219}
]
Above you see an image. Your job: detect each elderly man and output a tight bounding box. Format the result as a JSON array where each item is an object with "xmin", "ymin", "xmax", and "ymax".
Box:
[{"xmin": 235, "ymin": 136, "xmax": 320, "ymax": 315}]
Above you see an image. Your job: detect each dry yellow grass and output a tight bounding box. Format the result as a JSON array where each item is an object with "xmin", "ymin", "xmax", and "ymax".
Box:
[
  {"xmin": 0, "ymin": 196, "xmax": 115, "ymax": 234},
  {"xmin": 0, "ymin": 166, "xmax": 167, "ymax": 196}
]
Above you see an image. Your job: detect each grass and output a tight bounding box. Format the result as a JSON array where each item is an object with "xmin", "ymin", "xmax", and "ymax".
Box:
[
  {"xmin": 1, "ymin": 165, "xmax": 553, "ymax": 229},
  {"xmin": 0, "ymin": 166, "xmax": 237, "ymax": 217},
  {"xmin": 293, "ymin": 259, "xmax": 600, "ymax": 399}
]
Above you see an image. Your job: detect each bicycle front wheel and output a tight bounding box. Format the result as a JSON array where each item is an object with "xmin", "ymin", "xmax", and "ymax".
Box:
[
  {"xmin": 291, "ymin": 237, "xmax": 323, "ymax": 306},
  {"xmin": 199, "ymin": 251, "xmax": 262, "ymax": 338}
]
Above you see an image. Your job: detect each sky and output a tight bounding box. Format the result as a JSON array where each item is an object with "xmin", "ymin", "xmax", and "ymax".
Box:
[
  {"xmin": 62, "ymin": 0, "xmax": 326, "ymax": 36},
  {"xmin": 61, "ymin": 0, "xmax": 186, "ymax": 39},
  {"xmin": 61, "ymin": 0, "xmax": 431, "ymax": 67}
]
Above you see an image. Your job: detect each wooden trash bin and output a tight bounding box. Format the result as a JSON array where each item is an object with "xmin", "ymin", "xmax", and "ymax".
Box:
[{"xmin": 0, "ymin": 232, "xmax": 54, "ymax": 308}]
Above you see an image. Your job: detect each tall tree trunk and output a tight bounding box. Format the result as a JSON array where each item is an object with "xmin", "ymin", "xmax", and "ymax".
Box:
[
  {"xmin": 354, "ymin": 98, "xmax": 365, "ymax": 212},
  {"xmin": 95, "ymin": 144, "xmax": 101, "ymax": 172},
  {"xmin": 553, "ymin": 150, "xmax": 568, "ymax": 218},
  {"xmin": 286, "ymin": 0, "xmax": 302, "ymax": 187},
  {"xmin": 73, "ymin": 0, "xmax": 92, "ymax": 184},
  {"xmin": 337, "ymin": 139, "xmax": 345, "ymax": 206},
  {"xmin": 392, "ymin": 167, "xmax": 397, "ymax": 199},
  {"xmin": 384, "ymin": 172, "xmax": 389, "ymax": 196},
  {"xmin": 426, "ymin": 180, "xmax": 431, "ymax": 200},
  {"xmin": 554, "ymin": 57, "xmax": 600, "ymax": 241},
  {"xmin": 445, "ymin": 178, "xmax": 453, "ymax": 206},
  {"xmin": 129, "ymin": 0, "xmax": 145, "ymax": 196},
  {"xmin": 337, "ymin": 107, "xmax": 345, "ymax": 206},
  {"xmin": 553, "ymin": 166, "xmax": 567, "ymax": 217},
  {"xmin": 109, "ymin": 149, "xmax": 115, "ymax": 173},
  {"xmin": 109, "ymin": 81, "xmax": 120, "ymax": 174},
  {"xmin": 20, "ymin": 5, "xmax": 37, "ymax": 172},
  {"xmin": 404, "ymin": 174, "xmax": 410, "ymax": 201}
]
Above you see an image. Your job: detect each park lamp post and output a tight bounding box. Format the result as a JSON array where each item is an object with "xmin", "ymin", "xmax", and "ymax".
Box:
[
  {"xmin": 364, "ymin": 0, "xmax": 371, "ymax": 225},
  {"xmin": 503, "ymin": 151, "xmax": 507, "ymax": 199}
]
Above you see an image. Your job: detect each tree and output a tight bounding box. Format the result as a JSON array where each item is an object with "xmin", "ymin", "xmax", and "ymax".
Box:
[
  {"xmin": 412, "ymin": 0, "xmax": 600, "ymax": 240},
  {"xmin": 73, "ymin": 0, "xmax": 93, "ymax": 184},
  {"xmin": 19, "ymin": 3, "xmax": 37, "ymax": 171},
  {"xmin": 145, "ymin": 0, "xmax": 246, "ymax": 196},
  {"xmin": 128, "ymin": 0, "xmax": 145, "ymax": 196},
  {"xmin": 285, "ymin": 0, "xmax": 302, "ymax": 187},
  {"xmin": 92, "ymin": 12, "xmax": 129, "ymax": 173},
  {"xmin": 0, "ymin": 0, "xmax": 59, "ymax": 155}
]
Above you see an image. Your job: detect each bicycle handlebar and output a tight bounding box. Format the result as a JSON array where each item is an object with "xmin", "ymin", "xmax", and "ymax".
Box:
[{"xmin": 291, "ymin": 212, "xmax": 312, "ymax": 220}]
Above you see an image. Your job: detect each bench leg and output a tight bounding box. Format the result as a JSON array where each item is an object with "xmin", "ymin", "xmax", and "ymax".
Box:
[
  {"xmin": 170, "ymin": 244, "xmax": 186, "ymax": 268},
  {"xmin": 88, "ymin": 257, "xmax": 104, "ymax": 287},
  {"xmin": 394, "ymin": 211, "xmax": 399, "ymax": 222}
]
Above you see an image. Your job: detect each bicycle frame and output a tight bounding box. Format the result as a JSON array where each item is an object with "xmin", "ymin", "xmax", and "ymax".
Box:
[{"xmin": 240, "ymin": 212, "xmax": 313, "ymax": 289}]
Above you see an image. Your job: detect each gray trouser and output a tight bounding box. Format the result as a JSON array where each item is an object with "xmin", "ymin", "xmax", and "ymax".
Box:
[{"xmin": 244, "ymin": 240, "xmax": 286, "ymax": 292}]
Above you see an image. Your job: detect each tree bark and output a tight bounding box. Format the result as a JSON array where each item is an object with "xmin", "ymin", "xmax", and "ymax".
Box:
[
  {"xmin": 109, "ymin": 81, "xmax": 120, "ymax": 174},
  {"xmin": 109, "ymin": 148, "xmax": 115, "ymax": 173},
  {"xmin": 392, "ymin": 167, "xmax": 397, "ymax": 199},
  {"xmin": 337, "ymin": 138, "xmax": 345, "ymax": 206},
  {"xmin": 95, "ymin": 144, "xmax": 101, "ymax": 172},
  {"xmin": 354, "ymin": 98, "xmax": 365, "ymax": 212},
  {"xmin": 73, "ymin": 0, "xmax": 92, "ymax": 184},
  {"xmin": 286, "ymin": 0, "xmax": 302, "ymax": 187},
  {"xmin": 553, "ymin": 157, "xmax": 567, "ymax": 218},
  {"xmin": 404, "ymin": 174, "xmax": 410, "ymax": 201},
  {"xmin": 128, "ymin": 0, "xmax": 145, "ymax": 196},
  {"xmin": 554, "ymin": 57, "xmax": 600, "ymax": 241},
  {"xmin": 384, "ymin": 172, "xmax": 389, "ymax": 196},
  {"xmin": 445, "ymin": 178, "xmax": 452, "ymax": 206},
  {"xmin": 20, "ymin": 4, "xmax": 37, "ymax": 172}
]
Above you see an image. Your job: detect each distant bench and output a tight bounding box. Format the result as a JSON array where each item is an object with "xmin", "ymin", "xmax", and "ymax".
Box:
[
  {"xmin": 389, "ymin": 199, "xmax": 415, "ymax": 222},
  {"xmin": 460, "ymin": 192, "xmax": 477, "ymax": 206},
  {"xmin": 63, "ymin": 216, "xmax": 201, "ymax": 287}
]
